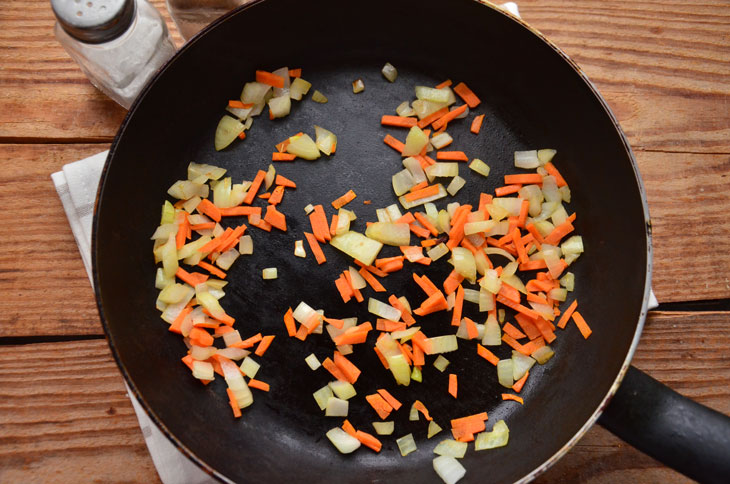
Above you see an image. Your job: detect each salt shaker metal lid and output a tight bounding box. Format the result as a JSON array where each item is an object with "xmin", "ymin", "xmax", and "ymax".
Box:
[{"xmin": 51, "ymin": 0, "xmax": 135, "ymax": 44}]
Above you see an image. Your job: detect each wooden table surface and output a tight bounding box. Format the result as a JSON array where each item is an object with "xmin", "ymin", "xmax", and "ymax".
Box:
[{"xmin": 1, "ymin": 0, "xmax": 728, "ymax": 482}]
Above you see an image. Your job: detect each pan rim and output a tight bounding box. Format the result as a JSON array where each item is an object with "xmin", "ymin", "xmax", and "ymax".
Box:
[{"xmin": 92, "ymin": 1, "xmax": 654, "ymax": 482}]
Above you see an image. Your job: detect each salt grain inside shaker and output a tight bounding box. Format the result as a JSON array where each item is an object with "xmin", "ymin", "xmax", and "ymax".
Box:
[{"xmin": 51, "ymin": 0, "xmax": 176, "ymax": 109}]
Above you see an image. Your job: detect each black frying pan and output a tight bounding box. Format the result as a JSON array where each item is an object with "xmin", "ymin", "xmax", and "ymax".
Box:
[{"xmin": 92, "ymin": 0, "xmax": 730, "ymax": 482}]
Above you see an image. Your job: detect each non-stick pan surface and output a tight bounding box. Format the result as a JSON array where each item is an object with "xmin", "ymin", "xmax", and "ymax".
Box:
[{"xmin": 93, "ymin": 0, "xmax": 651, "ymax": 482}]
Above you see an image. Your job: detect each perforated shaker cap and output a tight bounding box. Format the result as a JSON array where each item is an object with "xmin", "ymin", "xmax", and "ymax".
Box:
[{"xmin": 51, "ymin": 0, "xmax": 135, "ymax": 44}]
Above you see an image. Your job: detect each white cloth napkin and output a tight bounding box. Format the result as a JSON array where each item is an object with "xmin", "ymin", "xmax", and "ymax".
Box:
[{"xmin": 52, "ymin": 151, "xmax": 217, "ymax": 484}]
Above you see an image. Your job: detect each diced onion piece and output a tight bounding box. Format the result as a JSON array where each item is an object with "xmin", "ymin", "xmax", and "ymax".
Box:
[
  {"xmin": 289, "ymin": 77, "xmax": 312, "ymax": 101},
  {"xmin": 549, "ymin": 287, "xmax": 567, "ymax": 301},
  {"xmin": 314, "ymin": 125, "xmax": 337, "ymax": 155},
  {"xmin": 326, "ymin": 427, "xmax": 361, "ymax": 454},
  {"xmin": 452, "ymin": 247, "xmax": 476, "ymax": 282},
  {"xmin": 240, "ymin": 356, "xmax": 260, "ymax": 378},
  {"xmin": 482, "ymin": 314, "xmax": 501, "ymax": 346},
  {"xmin": 330, "ymin": 231, "xmax": 383, "ymax": 266},
  {"xmin": 311, "ymin": 90, "xmax": 328, "ymax": 103},
  {"xmin": 427, "ymin": 242, "xmax": 449, "ymax": 261},
  {"xmin": 484, "ymin": 247, "xmax": 515, "ymax": 262},
  {"xmin": 561, "ymin": 235, "xmax": 584, "ymax": 255},
  {"xmin": 541, "ymin": 244, "xmax": 564, "ymax": 279},
  {"xmin": 168, "ymin": 180, "xmax": 209, "ymax": 200},
  {"xmin": 303, "ymin": 204, "xmax": 314, "ymax": 214},
  {"xmin": 241, "ymin": 81, "xmax": 271, "ymax": 104},
  {"xmin": 425, "ymin": 335, "xmax": 458, "ymax": 354},
  {"xmin": 215, "ymin": 248, "xmax": 239, "ymax": 270},
  {"xmin": 409, "ymin": 403, "xmax": 419, "ymax": 421},
  {"xmin": 216, "ymin": 347, "xmax": 248, "ymax": 361},
  {"xmin": 396, "ymin": 101, "xmax": 416, "ymax": 117},
  {"xmin": 497, "ymin": 359, "xmax": 514, "ymax": 388},
  {"xmin": 382, "ymin": 62, "xmax": 398, "ymax": 82},
  {"xmin": 437, "ymin": 209, "xmax": 451, "ymax": 233},
  {"xmin": 237, "ymin": 235, "xmax": 253, "ymax": 255},
  {"xmin": 433, "ymin": 439, "xmax": 468, "ymax": 459},
  {"xmin": 368, "ymin": 297, "xmax": 402, "ymax": 321},
  {"xmin": 464, "ymin": 220, "xmax": 496, "ymax": 236},
  {"xmin": 348, "ymin": 266, "xmax": 367, "ymax": 290},
  {"xmin": 468, "ymin": 158, "xmax": 491, "ymax": 177},
  {"xmin": 532, "ymin": 345, "xmax": 555, "ymax": 364},
  {"xmin": 376, "ymin": 334, "xmax": 411, "ymax": 386},
  {"xmin": 214, "ymin": 115, "xmax": 244, "ymax": 151},
  {"xmin": 352, "ymin": 78, "xmax": 365, "ymax": 93},
  {"xmin": 514, "ymin": 150, "xmax": 540, "ymax": 169},
  {"xmin": 268, "ymin": 95, "xmax": 291, "ymax": 119},
  {"xmin": 286, "ymin": 133, "xmax": 321, "ymax": 160},
  {"xmin": 425, "ymin": 162, "xmax": 459, "ymax": 181},
  {"xmin": 329, "ymin": 380, "xmax": 357, "ymax": 400},
  {"xmin": 191, "ymin": 360, "xmax": 214, "ymax": 380},
  {"xmin": 403, "ymin": 157, "xmax": 427, "ymax": 184},
  {"xmin": 415, "ymin": 86, "xmax": 451, "ymax": 103},
  {"xmin": 262, "ymin": 267, "xmax": 278, "ymax": 279},
  {"xmin": 390, "ymin": 326, "xmax": 420, "ymax": 342},
  {"xmin": 372, "ymin": 421, "xmax": 394, "ymax": 435},
  {"xmin": 396, "ymin": 433, "xmax": 417, "ymax": 456},
  {"xmin": 335, "ymin": 209, "xmax": 352, "ymax": 235},
  {"xmin": 428, "ymin": 421, "xmax": 443, "ymax": 438},
  {"xmin": 537, "ymin": 148, "xmax": 557, "ymax": 164},
  {"xmin": 479, "ymin": 288, "xmax": 494, "ymax": 312},
  {"xmin": 430, "ymin": 132, "xmax": 453, "ymax": 150},
  {"xmin": 512, "ymin": 351, "xmax": 536, "ymax": 380},
  {"xmin": 560, "ymin": 272, "xmax": 575, "ymax": 291},
  {"xmin": 560, "ymin": 185, "xmax": 571, "ymax": 203},
  {"xmin": 385, "ymin": 204, "xmax": 403, "ymax": 222},
  {"xmin": 412, "ymin": 99, "xmax": 448, "ymax": 119},
  {"xmin": 304, "ymin": 353, "xmax": 321, "ymax": 370},
  {"xmin": 158, "ymin": 234, "xmax": 179, "ymax": 279},
  {"xmin": 155, "ymin": 267, "xmax": 173, "ymax": 290},
  {"xmin": 411, "ymin": 366, "xmax": 422, "ymax": 382},
  {"xmin": 325, "ymin": 397, "xmax": 349, "ymax": 417},
  {"xmin": 446, "ymin": 176, "xmax": 466, "ymax": 196},
  {"xmin": 365, "ymin": 222, "xmax": 411, "ymax": 246},
  {"xmin": 159, "ymin": 283, "xmax": 190, "ymax": 304},
  {"xmin": 402, "ymin": 126, "xmax": 429, "ymax": 156},
  {"xmin": 493, "ymin": 197, "xmax": 523, "ymax": 216},
  {"xmin": 188, "ymin": 162, "xmax": 226, "ymax": 181},
  {"xmin": 376, "ymin": 208, "xmax": 391, "ymax": 223},
  {"xmin": 474, "ymin": 420, "xmax": 509, "ymax": 451},
  {"xmin": 433, "ymin": 355, "xmax": 450, "ymax": 372},
  {"xmin": 293, "ymin": 240, "xmax": 306, "ymax": 258},
  {"xmin": 462, "ymin": 288, "xmax": 480, "ymax": 305},
  {"xmin": 313, "ymin": 384, "xmax": 334, "ymax": 410},
  {"xmin": 433, "ymin": 455, "xmax": 466, "ymax": 484},
  {"xmin": 190, "ymin": 345, "xmax": 216, "ymax": 361},
  {"xmin": 222, "ymin": 329, "xmax": 241, "ymax": 347},
  {"xmin": 262, "ymin": 164, "xmax": 276, "ymax": 191}
]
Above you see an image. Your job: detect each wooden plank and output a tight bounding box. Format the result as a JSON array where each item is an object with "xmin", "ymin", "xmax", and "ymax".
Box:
[
  {"xmin": 0, "ymin": 144, "xmax": 106, "ymax": 338},
  {"xmin": 0, "ymin": 0, "xmax": 727, "ymax": 153},
  {"xmin": 518, "ymin": 0, "xmax": 730, "ymax": 154},
  {"xmin": 0, "ymin": 311, "xmax": 727, "ymax": 482}
]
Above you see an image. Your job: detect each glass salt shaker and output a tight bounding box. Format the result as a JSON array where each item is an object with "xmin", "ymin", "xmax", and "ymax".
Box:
[
  {"xmin": 52, "ymin": 0, "xmax": 176, "ymax": 109},
  {"xmin": 165, "ymin": 0, "xmax": 247, "ymax": 41}
]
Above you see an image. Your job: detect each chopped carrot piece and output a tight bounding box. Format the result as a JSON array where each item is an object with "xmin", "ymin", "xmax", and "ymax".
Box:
[
  {"xmin": 417, "ymin": 107, "xmax": 449, "ymax": 129},
  {"xmin": 226, "ymin": 388, "xmax": 242, "ymax": 418},
  {"xmin": 572, "ymin": 310, "xmax": 592, "ymax": 339},
  {"xmin": 264, "ymin": 205, "xmax": 287, "ymax": 231},
  {"xmin": 413, "ymin": 290, "xmax": 449, "ymax": 316},
  {"xmin": 453, "ymin": 82, "xmax": 482, "ymax": 108},
  {"xmin": 543, "ymin": 220, "xmax": 575, "ymax": 246},
  {"xmin": 450, "ymin": 412, "xmax": 487, "ymax": 434},
  {"xmin": 503, "ymin": 322, "xmax": 527, "ymax": 340},
  {"xmin": 451, "ymin": 284, "xmax": 464, "ymax": 326},
  {"xmin": 254, "ymin": 335, "xmax": 275, "ymax": 356},
  {"xmin": 219, "ymin": 206, "xmax": 261, "ymax": 217},
  {"xmin": 175, "ymin": 267, "xmax": 208, "ymax": 287},
  {"xmin": 197, "ymin": 260, "xmax": 227, "ymax": 279},
  {"xmin": 497, "ymin": 294, "xmax": 540, "ymax": 320},
  {"xmin": 443, "ymin": 270, "xmax": 465, "ymax": 296},
  {"xmin": 413, "ymin": 212, "xmax": 438, "ymax": 237},
  {"xmin": 432, "ymin": 104, "xmax": 468, "ymax": 130},
  {"xmin": 268, "ymin": 185, "xmax": 285, "ymax": 205},
  {"xmin": 274, "ymin": 174, "xmax": 296, "ymax": 188},
  {"xmin": 412, "ymin": 400, "xmax": 433, "ymax": 421},
  {"xmin": 514, "ymin": 313, "xmax": 542, "ymax": 340},
  {"xmin": 504, "ymin": 173, "xmax": 543, "ymax": 185},
  {"xmin": 358, "ymin": 267, "xmax": 386, "ymax": 292},
  {"xmin": 189, "ymin": 326, "xmax": 214, "ymax": 347},
  {"xmin": 502, "ymin": 393, "xmax": 524, "ymax": 404},
  {"xmin": 169, "ymin": 306, "xmax": 192, "ymax": 334},
  {"xmin": 494, "ymin": 184, "xmax": 522, "ymax": 197},
  {"xmin": 476, "ymin": 344, "xmax": 499, "ymax": 366},
  {"xmin": 228, "ymin": 100, "xmax": 252, "ymax": 109},
  {"xmin": 248, "ymin": 379, "xmax": 270, "ymax": 392},
  {"xmin": 232, "ymin": 332, "xmax": 262, "ymax": 349},
  {"xmin": 322, "ymin": 357, "xmax": 348, "ymax": 381},
  {"xmin": 383, "ymin": 134, "xmax": 405, "ymax": 152},
  {"xmin": 356, "ymin": 430, "xmax": 382, "ymax": 452},
  {"xmin": 283, "ymin": 307, "xmax": 296, "ymax": 337},
  {"xmin": 413, "ymin": 273, "xmax": 439, "ymax": 296},
  {"xmin": 448, "ymin": 374, "xmax": 458, "ymax": 398},
  {"xmin": 557, "ymin": 299, "xmax": 578, "ymax": 329},
  {"xmin": 436, "ymin": 150, "xmax": 468, "ymax": 161},
  {"xmin": 376, "ymin": 389, "xmax": 402, "ymax": 411},
  {"xmin": 323, "ymin": 317, "xmax": 345, "ymax": 329},
  {"xmin": 381, "ymin": 115, "xmax": 417, "ymax": 128},
  {"xmin": 404, "ymin": 184, "xmax": 440, "ymax": 202},
  {"xmin": 464, "ymin": 317, "xmax": 479, "ymax": 339},
  {"xmin": 332, "ymin": 189, "xmax": 357, "ymax": 209},
  {"xmin": 309, "ymin": 204, "xmax": 331, "ymax": 243},
  {"xmin": 470, "ymin": 114, "xmax": 485, "ymax": 134},
  {"xmin": 512, "ymin": 370, "xmax": 529, "ymax": 393},
  {"xmin": 304, "ymin": 232, "xmax": 326, "ymax": 264},
  {"xmin": 435, "ymin": 79, "xmax": 452, "ymax": 89},
  {"xmin": 243, "ymin": 170, "xmax": 267, "ymax": 205},
  {"xmin": 366, "ymin": 393, "xmax": 393, "ymax": 420},
  {"xmin": 342, "ymin": 419, "xmax": 358, "ymax": 437},
  {"xmin": 544, "ymin": 162, "xmax": 567, "ymax": 187},
  {"xmin": 288, "ymin": 68, "xmax": 301, "ymax": 78},
  {"xmin": 190, "ymin": 222, "xmax": 216, "ymax": 231},
  {"xmin": 255, "ymin": 70, "xmax": 285, "ymax": 88},
  {"xmin": 197, "ymin": 198, "xmax": 222, "ymax": 222},
  {"xmin": 272, "ymin": 152, "xmax": 297, "ymax": 161},
  {"xmin": 333, "ymin": 351, "xmax": 361, "ymax": 384}
]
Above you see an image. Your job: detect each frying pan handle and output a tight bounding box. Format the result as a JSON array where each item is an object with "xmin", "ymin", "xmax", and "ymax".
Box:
[{"xmin": 598, "ymin": 365, "xmax": 730, "ymax": 484}]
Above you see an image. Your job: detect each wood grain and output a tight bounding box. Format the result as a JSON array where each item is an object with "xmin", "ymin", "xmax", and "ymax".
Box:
[
  {"xmin": 0, "ymin": 311, "xmax": 726, "ymax": 483},
  {"xmin": 0, "ymin": 0, "xmax": 727, "ymax": 153}
]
